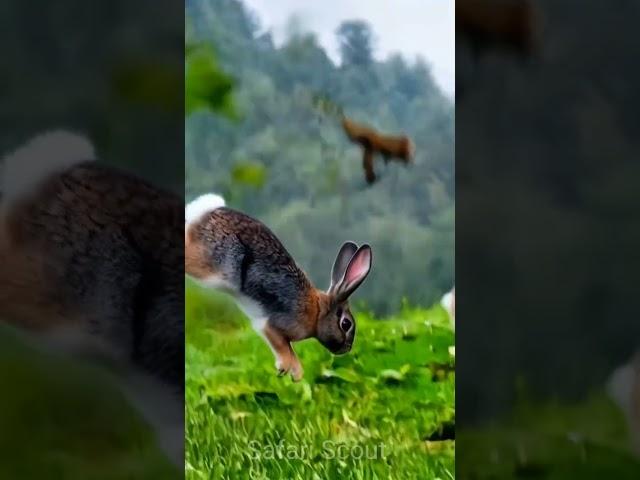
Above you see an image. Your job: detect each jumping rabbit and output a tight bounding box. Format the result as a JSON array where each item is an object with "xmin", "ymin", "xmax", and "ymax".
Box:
[
  {"xmin": 0, "ymin": 130, "xmax": 184, "ymax": 465},
  {"xmin": 185, "ymin": 194, "xmax": 373, "ymax": 381}
]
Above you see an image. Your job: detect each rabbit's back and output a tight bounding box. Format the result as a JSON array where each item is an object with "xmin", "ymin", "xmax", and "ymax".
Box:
[
  {"xmin": 4, "ymin": 162, "xmax": 184, "ymax": 388},
  {"xmin": 196, "ymin": 207, "xmax": 311, "ymax": 317},
  {"xmin": 8, "ymin": 162, "xmax": 182, "ymax": 270}
]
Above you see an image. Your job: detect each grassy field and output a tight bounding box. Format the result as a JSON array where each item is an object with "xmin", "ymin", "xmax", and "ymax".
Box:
[
  {"xmin": 185, "ymin": 280, "xmax": 456, "ymax": 480},
  {"xmin": 0, "ymin": 324, "xmax": 177, "ymax": 479},
  {"xmin": 458, "ymin": 393, "xmax": 640, "ymax": 479},
  {"xmin": 5, "ymin": 279, "xmax": 640, "ymax": 479}
]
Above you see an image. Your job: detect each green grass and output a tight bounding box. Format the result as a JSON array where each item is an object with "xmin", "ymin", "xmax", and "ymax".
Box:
[
  {"xmin": 458, "ymin": 385, "xmax": 640, "ymax": 478},
  {"xmin": 185, "ymin": 280, "xmax": 456, "ymax": 480},
  {"xmin": 0, "ymin": 324, "xmax": 178, "ymax": 479}
]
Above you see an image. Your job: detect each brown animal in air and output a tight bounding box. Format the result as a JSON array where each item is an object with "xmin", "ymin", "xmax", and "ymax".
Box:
[
  {"xmin": 456, "ymin": 0, "xmax": 539, "ymax": 59},
  {"xmin": 341, "ymin": 117, "xmax": 414, "ymax": 185}
]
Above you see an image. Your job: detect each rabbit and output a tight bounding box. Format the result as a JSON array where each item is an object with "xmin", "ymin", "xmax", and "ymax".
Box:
[
  {"xmin": 441, "ymin": 286, "xmax": 455, "ymax": 331},
  {"xmin": 607, "ymin": 352, "xmax": 640, "ymax": 456},
  {"xmin": 0, "ymin": 130, "xmax": 184, "ymax": 466},
  {"xmin": 185, "ymin": 193, "xmax": 373, "ymax": 381}
]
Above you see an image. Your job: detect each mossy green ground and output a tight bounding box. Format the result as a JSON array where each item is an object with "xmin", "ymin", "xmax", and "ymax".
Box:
[{"xmin": 185, "ymin": 280, "xmax": 456, "ymax": 479}]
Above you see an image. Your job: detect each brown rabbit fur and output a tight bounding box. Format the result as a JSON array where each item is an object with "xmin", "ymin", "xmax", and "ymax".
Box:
[
  {"xmin": 2, "ymin": 161, "xmax": 183, "ymax": 370},
  {"xmin": 0, "ymin": 131, "xmax": 184, "ymax": 464},
  {"xmin": 185, "ymin": 194, "xmax": 373, "ymax": 381}
]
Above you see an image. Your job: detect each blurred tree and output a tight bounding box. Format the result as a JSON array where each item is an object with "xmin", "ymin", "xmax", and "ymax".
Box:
[{"xmin": 336, "ymin": 20, "xmax": 375, "ymax": 68}]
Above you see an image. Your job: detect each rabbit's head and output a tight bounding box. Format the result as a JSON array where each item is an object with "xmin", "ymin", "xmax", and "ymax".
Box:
[{"xmin": 315, "ymin": 242, "xmax": 372, "ymax": 355}]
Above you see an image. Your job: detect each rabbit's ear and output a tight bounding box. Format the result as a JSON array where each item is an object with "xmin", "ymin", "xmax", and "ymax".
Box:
[
  {"xmin": 329, "ymin": 241, "xmax": 358, "ymax": 292},
  {"xmin": 334, "ymin": 244, "xmax": 372, "ymax": 302}
]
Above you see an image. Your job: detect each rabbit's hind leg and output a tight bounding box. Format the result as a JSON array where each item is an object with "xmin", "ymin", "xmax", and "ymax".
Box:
[{"xmin": 185, "ymin": 236, "xmax": 231, "ymax": 292}]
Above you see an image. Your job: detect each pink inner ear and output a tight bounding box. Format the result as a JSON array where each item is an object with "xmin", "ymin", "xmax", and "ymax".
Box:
[{"xmin": 345, "ymin": 249, "xmax": 371, "ymax": 285}]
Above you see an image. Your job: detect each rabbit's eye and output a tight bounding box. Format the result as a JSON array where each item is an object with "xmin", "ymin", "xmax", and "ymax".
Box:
[{"xmin": 339, "ymin": 317, "xmax": 352, "ymax": 333}]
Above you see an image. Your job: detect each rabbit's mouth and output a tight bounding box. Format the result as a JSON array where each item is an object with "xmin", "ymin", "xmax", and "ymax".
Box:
[
  {"xmin": 333, "ymin": 341, "xmax": 353, "ymax": 355},
  {"xmin": 318, "ymin": 334, "xmax": 354, "ymax": 355}
]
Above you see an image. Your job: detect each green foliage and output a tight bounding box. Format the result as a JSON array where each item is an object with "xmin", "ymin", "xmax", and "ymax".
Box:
[
  {"xmin": 185, "ymin": 0, "xmax": 455, "ymax": 314},
  {"xmin": 231, "ymin": 160, "xmax": 267, "ymax": 188},
  {"xmin": 111, "ymin": 60, "xmax": 183, "ymax": 112},
  {"xmin": 0, "ymin": 1, "xmax": 185, "ymax": 194},
  {"xmin": 185, "ymin": 280, "xmax": 455, "ymax": 479},
  {"xmin": 185, "ymin": 45, "xmax": 235, "ymax": 117},
  {"xmin": 0, "ymin": 324, "xmax": 176, "ymax": 479}
]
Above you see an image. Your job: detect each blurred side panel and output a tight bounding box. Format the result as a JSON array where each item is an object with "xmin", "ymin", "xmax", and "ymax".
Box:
[
  {"xmin": 457, "ymin": 0, "xmax": 640, "ymax": 477},
  {"xmin": 0, "ymin": 1, "xmax": 184, "ymax": 478}
]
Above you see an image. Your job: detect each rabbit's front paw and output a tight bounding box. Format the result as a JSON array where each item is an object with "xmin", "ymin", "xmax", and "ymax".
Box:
[
  {"xmin": 275, "ymin": 354, "xmax": 303, "ymax": 382},
  {"xmin": 290, "ymin": 361, "xmax": 303, "ymax": 382}
]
